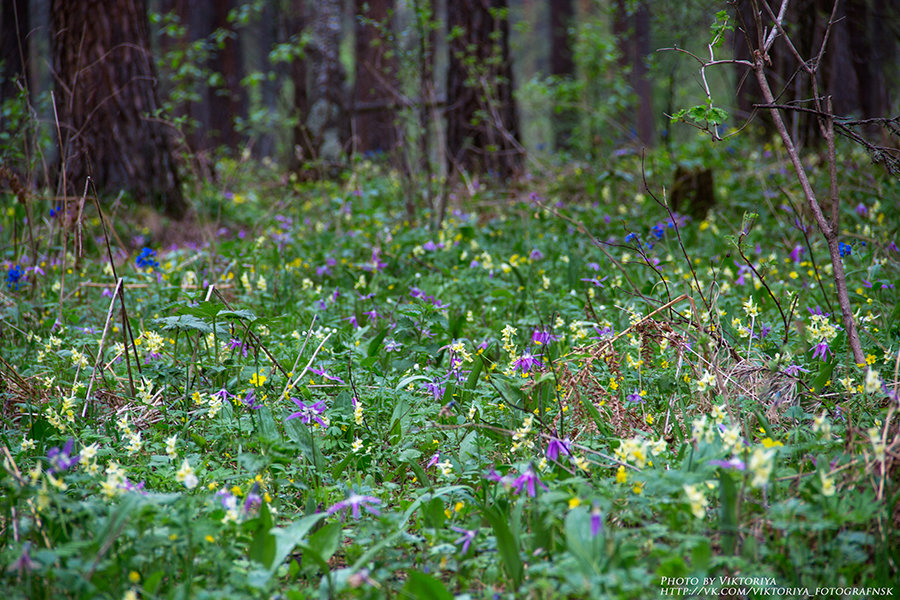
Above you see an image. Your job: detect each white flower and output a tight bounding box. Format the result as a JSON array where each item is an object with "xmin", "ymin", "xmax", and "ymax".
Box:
[
  {"xmin": 748, "ymin": 447, "xmax": 776, "ymax": 488},
  {"xmin": 683, "ymin": 484, "xmax": 707, "ymax": 519},
  {"xmin": 176, "ymin": 459, "xmax": 198, "ymax": 489},
  {"xmin": 864, "ymin": 368, "xmax": 881, "ymax": 394}
]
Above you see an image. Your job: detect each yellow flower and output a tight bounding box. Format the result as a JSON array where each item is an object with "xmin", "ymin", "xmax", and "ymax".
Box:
[
  {"xmin": 129, "ymin": 571, "xmax": 141, "ymax": 583},
  {"xmin": 761, "ymin": 437, "xmax": 783, "ymax": 448},
  {"xmin": 568, "ymin": 497, "xmax": 581, "ymax": 509},
  {"xmin": 820, "ymin": 472, "xmax": 836, "ymax": 497},
  {"xmin": 616, "ymin": 465, "xmax": 627, "ymax": 484}
]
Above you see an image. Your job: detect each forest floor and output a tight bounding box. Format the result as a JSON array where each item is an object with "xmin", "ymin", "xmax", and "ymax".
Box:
[{"xmin": 2, "ymin": 141, "xmax": 899, "ymax": 599}]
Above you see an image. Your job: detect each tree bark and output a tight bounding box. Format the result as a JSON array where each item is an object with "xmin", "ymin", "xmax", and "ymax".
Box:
[
  {"xmin": 353, "ymin": 0, "xmax": 399, "ymax": 156},
  {"xmin": 446, "ymin": 0, "xmax": 522, "ymax": 178},
  {"xmin": 613, "ymin": 0, "xmax": 655, "ymax": 146},
  {"xmin": 52, "ymin": 0, "xmax": 186, "ymax": 217},
  {"xmin": 290, "ymin": 0, "xmax": 313, "ymax": 171},
  {"xmin": 733, "ymin": 0, "xmax": 899, "ymax": 144},
  {"xmin": 307, "ymin": 0, "xmax": 348, "ymax": 168},
  {"xmin": 1, "ymin": 0, "xmax": 30, "ymax": 105},
  {"xmin": 549, "ymin": 0, "xmax": 576, "ymax": 151}
]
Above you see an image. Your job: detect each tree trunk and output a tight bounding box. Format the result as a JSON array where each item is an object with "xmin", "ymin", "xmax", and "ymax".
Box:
[
  {"xmin": 290, "ymin": 0, "xmax": 313, "ymax": 171},
  {"xmin": 52, "ymin": 0, "xmax": 186, "ymax": 217},
  {"xmin": 613, "ymin": 0, "xmax": 655, "ymax": 146},
  {"xmin": 353, "ymin": 0, "xmax": 399, "ymax": 156},
  {"xmin": 733, "ymin": 0, "xmax": 899, "ymax": 144},
  {"xmin": 307, "ymin": 0, "xmax": 348, "ymax": 169},
  {"xmin": 1, "ymin": 0, "xmax": 30, "ymax": 105},
  {"xmin": 446, "ymin": 0, "xmax": 522, "ymax": 178},
  {"xmin": 549, "ymin": 0, "xmax": 576, "ymax": 151}
]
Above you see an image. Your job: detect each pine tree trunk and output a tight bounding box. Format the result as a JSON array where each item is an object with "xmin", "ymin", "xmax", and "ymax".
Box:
[
  {"xmin": 52, "ymin": 0, "xmax": 186, "ymax": 217},
  {"xmin": 1, "ymin": 0, "xmax": 29, "ymax": 105},
  {"xmin": 353, "ymin": 0, "xmax": 399, "ymax": 156},
  {"xmin": 446, "ymin": 0, "xmax": 522, "ymax": 179},
  {"xmin": 613, "ymin": 0, "xmax": 654, "ymax": 146},
  {"xmin": 549, "ymin": 0, "xmax": 575, "ymax": 151},
  {"xmin": 307, "ymin": 0, "xmax": 348, "ymax": 169}
]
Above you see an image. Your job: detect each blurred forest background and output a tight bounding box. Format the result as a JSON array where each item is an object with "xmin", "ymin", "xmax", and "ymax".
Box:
[{"xmin": 1, "ymin": 0, "xmax": 899, "ymax": 218}]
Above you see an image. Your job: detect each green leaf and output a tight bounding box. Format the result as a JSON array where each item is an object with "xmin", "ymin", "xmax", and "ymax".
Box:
[
  {"xmin": 248, "ymin": 502, "xmax": 276, "ymax": 569},
  {"xmin": 402, "ymin": 571, "xmax": 454, "ymax": 600},
  {"xmin": 482, "ymin": 502, "xmax": 523, "ymax": 587},
  {"xmin": 268, "ymin": 513, "xmax": 327, "ymax": 575},
  {"xmin": 152, "ymin": 315, "xmax": 213, "ymax": 334}
]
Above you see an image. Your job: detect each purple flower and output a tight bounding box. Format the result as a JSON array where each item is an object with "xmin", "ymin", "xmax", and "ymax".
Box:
[
  {"xmin": 529, "ymin": 248, "xmax": 544, "ymax": 260},
  {"xmin": 590, "ymin": 505, "xmax": 603, "ymax": 537},
  {"xmin": 450, "ymin": 526, "xmax": 478, "ymax": 553},
  {"xmin": 512, "ymin": 467, "xmax": 547, "ymax": 497},
  {"xmin": 789, "ymin": 244, "xmax": 803, "ymax": 263},
  {"xmin": 423, "ymin": 240, "xmax": 438, "ymax": 251},
  {"xmin": 7, "ymin": 543, "xmax": 34, "ymax": 574},
  {"xmin": 244, "ymin": 483, "xmax": 262, "ymax": 513},
  {"xmin": 228, "ymin": 338, "xmax": 249, "ymax": 357},
  {"xmin": 709, "ymin": 457, "xmax": 746, "ymax": 470},
  {"xmin": 46, "ymin": 438, "xmax": 79, "ymax": 474},
  {"xmin": 546, "ymin": 437, "xmax": 571, "ymax": 461},
  {"xmin": 327, "ymin": 493, "xmax": 381, "ymax": 519},
  {"xmin": 213, "ymin": 388, "xmax": 231, "ymax": 403},
  {"xmin": 626, "ymin": 390, "xmax": 644, "ymax": 404},
  {"xmin": 513, "ymin": 352, "xmax": 540, "ymax": 374},
  {"xmin": 242, "ymin": 390, "xmax": 263, "ymax": 410},
  {"xmin": 855, "ymin": 202, "xmax": 867, "ymax": 216},
  {"xmin": 423, "ymin": 379, "xmax": 446, "ymax": 401},
  {"xmin": 286, "ymin": 398, "xmax": 327, "ymax": 427},
  {"xmin": 426, "ymin": 452, "xmax": 441, "ymax": 469},
  {"xmin": 309, "ymin": 367, "xmax": 345, "ymax": 384},
  {"xmin": 812, "ymin": 340, "xmax": 830, "ymax": 361}
]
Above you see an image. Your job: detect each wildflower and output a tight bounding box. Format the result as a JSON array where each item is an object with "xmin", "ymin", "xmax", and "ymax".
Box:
[
  {"xmin": 626, "ymin": 390, "xmax": 645, "ymax": 404},
  {"xmin": 695, "ymin": 371, "xmax": 716, "ymax": 393},
  {"xmin": 228, "ymin": 338, "xmax": 250, "ymax": 357},
  {"xmin": 327, "ymin": 493, "xmax": 381, "ymax": 519},
  {"xmin": 812, "ymin": 413, "xmax": 831, "ymax": 437},
  {"xmin": 351, "ymin": 438, "xmax": 364, "ymax": 453},
  {"xmin": 175, "ymin": 459, "xmax": 198, "ymax": 489},
  {"xmin": 126, "ymin": 432, "xmax": 142, "ymax": 455},
  {"xmin": 615, "ymin": 465, "xmax": 628, "ymax": 484},
  {"xmin": 748, "ymin": 447, "xmax": 776, "ymax": 488},
  {"xmin": 590, "ymin": 505, "xmax": 603, "ymax": 536},
  {"xmin": 244, "ymin": 483, "xmax": 262, "ymax": 513},
  {"xmin": 511, "ymin": 467, "xmax": 547, "ymax": 497},
  {"xmin": 20, "ymin": 437, "xmax": 35, "ymax": 452},
  {"xmin": 838, "ymin": 241, "xmax": 852, "ymax": 258},
  {"xmin": 864, "ymin": 368, "xmax": 881, "ymax": 394},
  {"xmin": 46, "ymin": 438, "xmax": 79, "ymax": 474},
  {"xmin": 426, "ymin": 452, "xmax": 441, "ymax": 469},
  {"xmin": 709, "ymin": 456, "xmax": 746, "ymax": 470},
  {"xmin": 438, "ymin": 460, "xmax": 454, "ymax": 477},
  {"xmin": 545, "ymin": 437, "xmax": 571, "ymax": 461},
  {"xmin": 165, "ymin": 435, "xmax": 178, "ymax": 460},
  {"xmin": 812, "ymin": 340, "xmax": 830, "ymax": 361},
  {"xmin": 513, "ymin": 352, "xmax": 539, "ymax": 374},
  {"xmin": 683, "ymin": 484, "xmax": 708, "ymax": 518},
  {"xmin": 286, "ymin": 398, "xmax": 327, "ymax": 428},
  {"xmin": 6, "ymin": 265, "xmax": 25, "ymax": 290},
  {"xmin": 241, "ymin": 390, "xmax": 263, "ymax": 410},
  {"xmin": 820, "ymin": 471, "xmax": 836, "ymax": 497},
  {"xmin": 135, "ymin": 248, "xmax": 159, "ymax": 270},
  {"xmin": 7, "ymin": 542, "xmax": 34, "ymax": 575},
  {"xmin": 742, "ymin": 297, "xmax": 758, "ymax": 318},
  {"xmin": 450, "ymin": 526, "xmax": 477, "ymax": 553}
]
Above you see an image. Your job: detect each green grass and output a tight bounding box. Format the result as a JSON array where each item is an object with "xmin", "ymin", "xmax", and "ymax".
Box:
[{"xmin": 1, "ymin": 138, "xmax": 898, "ymax": 599}]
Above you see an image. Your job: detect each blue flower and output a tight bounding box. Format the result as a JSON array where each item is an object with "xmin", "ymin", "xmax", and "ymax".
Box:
[
  {"xmin": 327, "ymin": 493, "xmax": 381, "ymax": 519},
  {"xmin": 5, "ymin": 265, "xmax": 24, "ymax": 290},
  {"xmin": 286, "ymin": 398, "xmax": 327, "ymax": 427},
  {"xmin": 838, "ymin": 242, "xmax": 852, "ymax": 258},
  {"xmin": 136, "ymin": 247, "xmax": 159, "ymax": 270}
]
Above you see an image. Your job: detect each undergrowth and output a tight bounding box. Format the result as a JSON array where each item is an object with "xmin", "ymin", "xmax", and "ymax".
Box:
[{"xmin": 1, "ymin": 138, "xmax": 899, "ymax": 599}]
